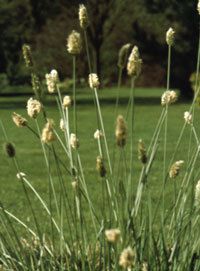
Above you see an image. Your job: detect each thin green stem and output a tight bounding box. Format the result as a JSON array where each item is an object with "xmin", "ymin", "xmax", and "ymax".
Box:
[
  {"xmin": 73, "ymin": 56, "xmax": 77, "ymax": 135},
  {"xmin": 127, "ymin": 77, "xmax": 135, "ymax": 205},
  {"xmin": 94, "ymin": 88, "xmax": 112, "ymax": 175}
]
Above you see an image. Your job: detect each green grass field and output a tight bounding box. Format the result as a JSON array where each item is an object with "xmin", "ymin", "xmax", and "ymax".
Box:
[{"xmin": 0, "ymin": 87, "xmax": 199, "ymax": 237}]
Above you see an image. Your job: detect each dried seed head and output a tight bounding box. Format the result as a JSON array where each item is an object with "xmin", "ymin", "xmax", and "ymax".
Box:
[
  {"xmin": 115, "ymin": 115, "xmax": 127, "ymax": 148},
  {"xmin": 169, "ymin": 160, "xmax": 184, "ymax": 178},
  {"xmin": 63, "ymin": 95, "xmax": 71, "ymax": 108},
  {"xmin": 138, "ymin": 139, "xmax": 147, "ymax": 164},
  {"xmin": 96, "ymin": 156, "xmax": 106, "ymax": 177},
  {"xmin": 22, "ymin": 44, "xmax": 33, "ymax": 68},
  {"xmin": 79, "ymin": 4, "xmax": 89, "ymax": 29},
  {"xmin": 70, "ymin": 133, "xmax": 79, "ymax": 149},
  {"xmin": 60, "ymin": 118, "xmax": 65, "ymax": 131},
  {"xmin": 184, "ymin": 111, "xmax": 192, "ymax": 124},
  {"xmin": 119, "ymin": 247, "xmax": 135, "ymax": 269},
  {"xmin": 16, "ymin": 172, "xmax": 26, "ymax": 180},
  {"xmin": 88, "ymin": 73, "xmax": 100, "ymax": 89},
  {"xmin": 12, "ymin": 112, "xmax": 27, "ymax": 127},
  {"xmin": 105, "ymin": 229, "xmax": 121, "ymax": 243},
  {"xmin": 4, "ymin": 142, "xmax": 15, "ymax": 158},
  {"xmin": 94, "ymin": 129, "xmax": 103, "ymax": 139},
  {"xmin": 118, "ymin": 43, "xmax": 131, "ymax": 69},
  {"xmin": 195, "ymin": 180, "xmax": 200, "ymax": 207},
  {"xmin": 161, "ymin": 90, "xmax": 177, "ymax": 106},
  {"xmin": 67, "ymin": 30, "xmax": 82, "ymax": 55},
  {"xmin": 27, "ymin": 98, "xmax": 42, "ymax": 118},
  {"xmin": 41, "ymin": 119, "xmax": 56, "ymax": 144},
  {"xmin": 127, "ymin": 46, "xmax": 142, "ymax": 78},
  {"xmin": 166, "ymin": 27, "xmax": 175, "ymax": 46},
  {"xmin": 198, "ymin": 1, "xmax": 200, "ymax": 15},
  {"xmin": 45, "ymin": 69, "xmax": 59, "ymax": 93}
]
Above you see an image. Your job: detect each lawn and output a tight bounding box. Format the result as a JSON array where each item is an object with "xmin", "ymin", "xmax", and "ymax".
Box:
[{"xmin": 0, "ymin": 86, "xmax": 198, "ymax": 239}]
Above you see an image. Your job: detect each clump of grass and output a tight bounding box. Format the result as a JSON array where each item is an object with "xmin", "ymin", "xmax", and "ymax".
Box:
[{"xmin": 1, "ymin": 3, "xmax": 200, "ymax": 271}]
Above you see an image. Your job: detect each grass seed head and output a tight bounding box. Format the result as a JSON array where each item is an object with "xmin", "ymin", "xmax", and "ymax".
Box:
[
  {"xmin": 166, "ymin": 27, "xmax": 175, "ymax": 46},
  {"xmin": 41, "ymin": 119, "xmax": 56, "ymax": 144},
  {"xmin": 184, "ymin": 111, "xmax": 192, "ymax": 124},
  {"xmin": 94, "ymin": 129, "xmax": 103, "ymax": 139},
  {"xmin": 59, "ymin": 118, "xmax": 65, "ymax": 131},
  {"xmin": 115, "ymin": 115, "xmax": 127, "ymax": 148},
  {"xmin": 138, "ymin": 139, "xmax": 147, "ymax": 164},
  {"xmin": 67, "ymin": 30, "xmax": 82, "ymax": 55},
  {"xmin": 161, "ymin": 90, "xmax": 177, "ymax": 106},
  {"xmin": 119, "ymin": 246, "xmax": 135, "ymax": 269},
  {"xmin": 63, "ymin": 95, "xmax": 71, "ymax": 108},
  {"xmin": 88, "ymin": 73, "xmax": 100, "ymax": 89},
  {"xmin": 96, "ymin": 156, "xmax": 106, "ymax": 177},
  {"xmin": 4, "ymin": 142, "xmax": 16, "ymax": 158},
  {"xmin": 118, "ymin": 43, "xmax": 131, "ymax": 69},
  {"xmin": 22, "ymin": 44, "xmax": 33, "ymax": 68},
  {"xmin": 105, "ymin": 228, "xmax": 121, "ymax": 243},
  {"xmin": 45, "ymin": 70, "xmax": 58, "ymax": 93},
  {"xmin": 12, "ymin": 112, "xmax": 27, "ymax": 127},
  {"xmin": 70, "ymin": 133, "xmax": 79, "ymax": 149},
  {"xmin": 79, "ymin": 4, "xmax": 89, "ymax": 29},
  {"xmin": 169, "ymin": 160, "xmax": 184, "ymax": 178},
  {"xmin": 127, "ymin": 46, "xmax": 142, "ymax": 78},
  {"xmin": 27, "ymin": 98, "xmax": 42, "ymax": 118}
]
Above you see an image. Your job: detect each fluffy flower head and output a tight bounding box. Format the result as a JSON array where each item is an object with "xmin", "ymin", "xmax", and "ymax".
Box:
[
  {"xmin": 79, "ymin": 4, "xmax": 89, "ymax": 29},
  {"xmin": 94, "ymin": 129, "xmax": 103, "ymax": 139},
  {"xmin": 27, "ymin": 98, "xmax": 42, "ymax": 118},
  {"xmin": 70, "ymin": 133, "xmax": 79, "ymax": 149},
  {"xmin": 115, "ymin": 115, "xmax": 127, "ymax": 147},
  {"xmin": 46, "ymin": 69, "xmax": 59, "ymax": 93},
  {"xmin": 169, "ymin": 160, "xmax": 184, "ymax": 178},
  {"xmin": 41, "ymin": 119, "xmax": 56, "ymax": 144},
  {"xmin": 184, "ymin": 111, "xmax": 192, "ymax": 124},
  {"xmin": 127, "ymin": 46, "xmax": 142, "ymax": 78},
  {"xmin": 105, "ymin": 229, "xmax": 121, "ymax": 243},
  {"xmin": 119, "ymin": 247, "xmax": 135, "ymax": 269},
  {"xmin": 88, "ymin": 73, "xmax": 100, "ymax": 89},
  {"xmin": 63, "ymin": 96, "xmax": 71, "ymax": 108},
  {"xmin": 166, "ymin": 27, "xmax": 175, "ymax": 46},
  {"xmin": 161, "ymin": 90, "xmax": 177, "ymax": 106},
  {"xmin": 67, "ymin": 30, "xmax": 82, "ymax": 55},
  {"xmin": 12, "ymin": 112, "xmax": 27, "ymax": 127}
]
